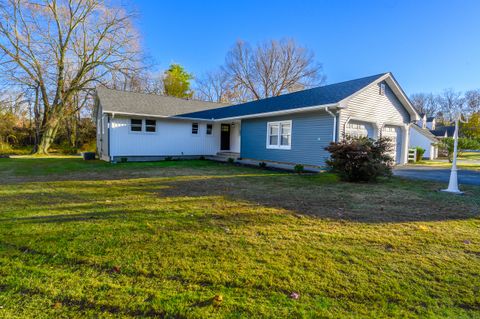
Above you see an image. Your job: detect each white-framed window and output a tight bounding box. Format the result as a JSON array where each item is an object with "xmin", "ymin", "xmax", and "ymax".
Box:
[
  {"xmin": 266, "ymin": 120, "xmax": 291, "ymax": 149},
  {"xmin": 379, "ymin": 83, "xmax": 386, "ymax": 96},
  {"xmin": 206, "ymin": 123, "xmax": 213, "ymax": 135},
  {"xmin": 130, "ymin": 119, "xmax": 142, "ymax": 132},
  {"xmin": 192, "ymin": 123, "xmax": 199, "ymax": 134},
  {"xmin": 145, "ymin": 119, "xmax": 156, "ymax": 132}
]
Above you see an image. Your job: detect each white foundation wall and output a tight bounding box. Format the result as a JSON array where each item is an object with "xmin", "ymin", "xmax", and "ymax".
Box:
[{"xmin": 110, "ymin": 117, "xmax": 221, "ymax": 157}]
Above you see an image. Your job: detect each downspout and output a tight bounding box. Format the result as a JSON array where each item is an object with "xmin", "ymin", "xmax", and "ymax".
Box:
[
  {"xmin": 325, "ymin": 107, "xmax": 337, "ymax": 142},
  {"xmin": 107, "ymin": 114, "xmax": 111, "ymax": 162}
]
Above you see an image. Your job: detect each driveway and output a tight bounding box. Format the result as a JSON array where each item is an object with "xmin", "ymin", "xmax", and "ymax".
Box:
[{"xmin": 393, "ymin": 166, "xmax": 480, "ymax": 186}]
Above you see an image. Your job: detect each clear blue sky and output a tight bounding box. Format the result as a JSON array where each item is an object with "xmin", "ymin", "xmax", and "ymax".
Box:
[{"xmin": 131, "ymin": 0, "xmax": 479, "ymax": 95}]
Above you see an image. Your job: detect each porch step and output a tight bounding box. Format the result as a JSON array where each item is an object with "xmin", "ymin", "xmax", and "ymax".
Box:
[{"xmin": 216, "ymin": 152, "xmax": 240, "ymax": 159}]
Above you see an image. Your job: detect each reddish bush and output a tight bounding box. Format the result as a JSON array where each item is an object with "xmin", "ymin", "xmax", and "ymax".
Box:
[{"xmin": 325, "ymin": 137, "xmax": 394, "ymax": 182}]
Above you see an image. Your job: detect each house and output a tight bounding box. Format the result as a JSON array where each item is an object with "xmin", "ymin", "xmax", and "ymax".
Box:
[
  {"xmin": 409, "ymin": 125, "xmax": 439, "ymax": 159},
  {"xmin": 95, "ymin": 72, "xmax": 420, "ymax": 168},
  {"xmin": 409, "ymin": 113, "xmax": 439, "ymax": 160}
]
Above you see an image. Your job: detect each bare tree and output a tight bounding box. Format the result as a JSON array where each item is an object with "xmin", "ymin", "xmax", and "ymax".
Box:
[
  {"xmin": 436, "ymin": 89, "xmax": 465, "ymax": 123},
  {"xmin": 195, "ymin": 69, "xmax": 231, "ymax": 103},
  {"xmin": 410, "ymin": 93, "xmax": 439, "ymax": 117},
  {"xmin": 465, "ymin": 89, "xmax": 480, "ymax": 113},
  {"xmin": 0, "ymin": 0, "xmax": 143, "ymax": 154},
  {"xmin": 224, "ymin": 39, "xmax": 325, "ymax": 100}
]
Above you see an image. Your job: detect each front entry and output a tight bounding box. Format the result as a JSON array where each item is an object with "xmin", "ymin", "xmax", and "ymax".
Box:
[{"xmin": 221, "ymin": 124, "xmax": 230, "ymax": 150}]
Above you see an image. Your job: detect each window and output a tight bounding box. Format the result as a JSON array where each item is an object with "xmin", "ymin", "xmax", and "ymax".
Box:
[
  {"xmin": 192, "ymin": 123, "xmax": 199, "ymax": 134},
  {"xmin": 145, "ymin": 119, "xmax": 156, "ymax": 132},
  {"xmin": 131, "ymin": 119, "xmax": 142, "ymax": 132},
  {"xmin": 206, "ymin": 123, "xmax": 213, "ymax": 135},
  {"xmin": 379, "ymin": 83, "xmax": 386, "ymax": 96},
  {"xmin": 267, "ymin": 121, "xmax": 291, "ymax": 149}
]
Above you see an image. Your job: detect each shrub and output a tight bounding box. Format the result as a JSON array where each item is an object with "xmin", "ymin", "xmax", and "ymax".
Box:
[
  {"xmin": 259, "ymin": 162, "xmax": 267, "ymax": 168},
  {"xmin": 164, "ymin": 156, "xmax": 173, "ymax": 161},
  {"xmin": 294, "ymin": 164, "xmax": 304, "ymax": 174},
  {"xmin": 199, "ymin": 156, "xmax": 205, "ymax": 160},
  {"xmin": 227, "ymin": 157, "xmax": 235, "ymax": 164},
  {"xmin": 439, "ymin": 138, "xmax": 480, "ymax": 162},
  {"xmin": 325, "ymin": 137, "xmax": 394, "ymax": 182},
  {"xmin": 415, "ymin": 147, "xmax": 425, "ymax": 161}
]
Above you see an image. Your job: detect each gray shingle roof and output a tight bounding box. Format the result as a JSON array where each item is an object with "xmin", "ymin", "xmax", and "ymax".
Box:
[
  {"xmin": 176, "ymin": 73, "xmax": 387, "ymax": 120},
  {"xmin": 96, "ymin": 86, "xmax": 228, "ymax": 117},
  {"xmin": 412, "ymin": 123, "xmax": 438, "ymax": 141}
]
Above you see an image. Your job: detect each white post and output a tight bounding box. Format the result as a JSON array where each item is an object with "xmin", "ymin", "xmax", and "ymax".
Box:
[{"xmin": 442, "ymin": 117, "xmax": 462, "ymax": 194}]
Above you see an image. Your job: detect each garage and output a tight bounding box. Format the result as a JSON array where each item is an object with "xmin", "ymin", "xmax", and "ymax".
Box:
[
  {"xmin": 345, "ymin": 120, "xmax": 375, "ymax": 138},
  {"xmin": 382, "ymin": 125, "xmax": 403, "ymax": 164}
]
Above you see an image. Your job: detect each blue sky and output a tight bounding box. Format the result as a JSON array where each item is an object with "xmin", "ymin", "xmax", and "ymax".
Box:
[{"xmin": 131, "ymin": 0, "xmax": 479, "ymax": 95}]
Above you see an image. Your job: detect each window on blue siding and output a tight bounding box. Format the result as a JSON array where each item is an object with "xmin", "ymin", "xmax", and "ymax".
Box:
[
  {"xmin": 267, "ymin": 121, "xmax": 291, "ymax": 150},
  {"xmin": 145, "ymin": 119, "xmax": 156, "ymax": 132},
  {"xmin": 206, "ymin": 123, "xmax": 213, "ymax": 135},
  {"xmin": 130, "ymin": 119, "xmax": 142, "ymax": 132}
]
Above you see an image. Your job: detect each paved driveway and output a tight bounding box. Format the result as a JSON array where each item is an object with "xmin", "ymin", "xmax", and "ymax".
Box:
[{"xmin": 393, "ymin": 166, "xmax": 480, "ymax": 186}]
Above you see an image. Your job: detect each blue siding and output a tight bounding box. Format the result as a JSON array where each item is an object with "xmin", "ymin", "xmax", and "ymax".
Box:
[{"xmin": 240, "ymin": 110, "xmax": 334, "ymax": 166}]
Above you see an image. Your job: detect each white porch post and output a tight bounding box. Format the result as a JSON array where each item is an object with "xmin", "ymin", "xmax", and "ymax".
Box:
[{"xmin": 402, "ymin": 124, "xmax": 410, "ymax": 164}]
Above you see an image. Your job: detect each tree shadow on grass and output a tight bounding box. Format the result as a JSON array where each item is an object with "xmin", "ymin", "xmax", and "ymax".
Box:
[{"xmin": 1, "ymin": 165, "xmax": 479, "ymax": 223}]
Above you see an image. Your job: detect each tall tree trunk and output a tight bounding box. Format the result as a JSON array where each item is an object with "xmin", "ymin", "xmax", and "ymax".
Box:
[{"xmin": 34, "ymin": 117, "xmax": 61, "ymax": 155}]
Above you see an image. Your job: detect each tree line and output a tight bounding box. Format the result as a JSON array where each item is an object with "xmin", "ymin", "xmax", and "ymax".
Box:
[{"xmin": 410, "ymin": 89, "xmax": 480, "ymax": 139}]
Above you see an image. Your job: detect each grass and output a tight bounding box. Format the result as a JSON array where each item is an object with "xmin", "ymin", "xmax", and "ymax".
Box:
[
  {"xmin": 415, "ymin": 152, "xmax": 480, "ymax": 171},
  {"xmin": 0, "ymin": 157, "xmax": 480, "ymax": 318}
]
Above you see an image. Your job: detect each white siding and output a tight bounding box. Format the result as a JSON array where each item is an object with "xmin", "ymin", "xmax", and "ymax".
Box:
[
  {"xmin": 230, "ymin": 122, "xmax": 241, "ymax": 153},
  {"xmin": 339, "ymin": 81, "xmax": 411, "ymax": 164},
  {"xmin": 109, "ymin": 117, "xmax": 221, "ymax": 157},
  {"xmin": 409, "ymin": 126, "xmax": 437, "ymax": 160}
]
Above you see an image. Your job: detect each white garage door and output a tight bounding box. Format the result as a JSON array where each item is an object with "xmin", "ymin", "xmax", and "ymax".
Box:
[
  {"xmin": 382, "ymin": 125, "xmax": 402, "ymax": 164},
  {"xmin": 345, "ymin": 121, "xmax": 375, "ymax": 138}
]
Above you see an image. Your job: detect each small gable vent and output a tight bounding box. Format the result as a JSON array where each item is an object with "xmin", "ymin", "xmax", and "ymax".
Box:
[{"xmin": 379, "ymin": 83, "xmax": 386, "ymax": 96}]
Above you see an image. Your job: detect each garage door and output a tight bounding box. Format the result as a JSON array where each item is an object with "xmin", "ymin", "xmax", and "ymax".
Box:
[
  {"xmin": 345, "ymin": 121, "xmax": 375, "ymax": 138},
  {"xmin": 382, "ymin": 125, "xmax": 402, "ymax": 164}
]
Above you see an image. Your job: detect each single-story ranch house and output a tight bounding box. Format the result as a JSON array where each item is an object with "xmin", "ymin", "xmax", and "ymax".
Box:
[{"xmin": 95, "ymin": 72, "xmax": 420, "ymax": 168}]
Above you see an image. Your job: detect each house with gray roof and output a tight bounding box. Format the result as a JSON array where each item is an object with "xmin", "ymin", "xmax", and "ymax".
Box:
[{"xmin": 95, "ymin": 72, "xmax": 420, "ymax": 167}]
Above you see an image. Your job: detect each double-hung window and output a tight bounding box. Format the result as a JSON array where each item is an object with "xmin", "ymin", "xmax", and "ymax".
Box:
[
  {"xmin": 206, "ymin": 123, "xmax": 213, "ymax": 135},
  {"xmin": 145, "ymin": 119, "xmax": 156, "ymax": 132},
  {"xmin": 130, "ymin": 119, "xmax": 142, "ymax": 132},
  {"xmin": 266, "ymin": 120, "xmax": 291, "ymax": 149},
  {"xmin": 192, "ymin": 123, "xmax": 199, "ymax": 134}
]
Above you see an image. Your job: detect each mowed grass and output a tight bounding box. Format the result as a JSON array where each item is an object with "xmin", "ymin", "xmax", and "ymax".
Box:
[
  {"xmin": 0, "ymin": 158, "xmax": 479, "ymax": 318},
  {"xmin": 416, "ymin": 152, "xmax": 480, "ymax": 171}
]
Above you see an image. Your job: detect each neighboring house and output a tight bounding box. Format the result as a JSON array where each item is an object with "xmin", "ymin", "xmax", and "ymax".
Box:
[
  {"xmin": 410, "ymin": 113, "xmax": 439, "ymax": 159},
  {"xmin": 95, "ymin": 72, "xmax": 420, "ymax": 167},
  {"xmin": 409, "ymin": 124, "xmax": 438, "ymax": 160}
]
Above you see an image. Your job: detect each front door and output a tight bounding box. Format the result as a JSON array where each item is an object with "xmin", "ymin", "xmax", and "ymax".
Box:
[{"xmin": 221, "ymin": 124, "xmax": 230, "ymax": 150}]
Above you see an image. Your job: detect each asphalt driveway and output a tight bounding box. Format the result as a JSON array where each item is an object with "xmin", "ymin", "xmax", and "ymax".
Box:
[{"xmin": 393, "ymin": 166, "xmax": 480, "ymax": 186}]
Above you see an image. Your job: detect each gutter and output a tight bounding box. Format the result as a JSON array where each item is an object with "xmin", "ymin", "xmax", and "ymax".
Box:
[
  {"xmin": 103, "ymin": 103, "xmax": 342, "ymax": 122},
  {"xmin": 324, "ymin": 106, "xmax": 337, "ymax": 142}
]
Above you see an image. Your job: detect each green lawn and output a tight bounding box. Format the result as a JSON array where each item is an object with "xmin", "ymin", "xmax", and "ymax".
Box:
[
  {"xmin": 416, "ymin": 152, "xmax": 480, "ymax": 171},
  {"xmin": 1, "ymin": 157, "xmax": 479, "ymax": 318}
]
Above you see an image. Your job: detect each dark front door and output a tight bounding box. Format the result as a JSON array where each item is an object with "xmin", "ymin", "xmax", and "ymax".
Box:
[{"xmin": 221, "ymin": 124, "xmax": 230, "ymax": 150}]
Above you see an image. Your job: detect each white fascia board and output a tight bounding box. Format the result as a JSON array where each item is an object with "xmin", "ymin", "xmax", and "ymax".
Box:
[
  {"xmin": 104, "ymin": 103, "xmax": 342, "ymax": 122},
  {"xmin": 102, "ymin": 110, "xmax": 215, "ymax": 122},
  {"xmin": 211, "ymin": 103, "xmax": 341, "ymax": 122}
]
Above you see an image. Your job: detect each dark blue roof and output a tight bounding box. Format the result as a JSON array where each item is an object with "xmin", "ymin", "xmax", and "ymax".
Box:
[{"xmin": 177, "ymin": 73, "xmax": 387, "ymax": 120}]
